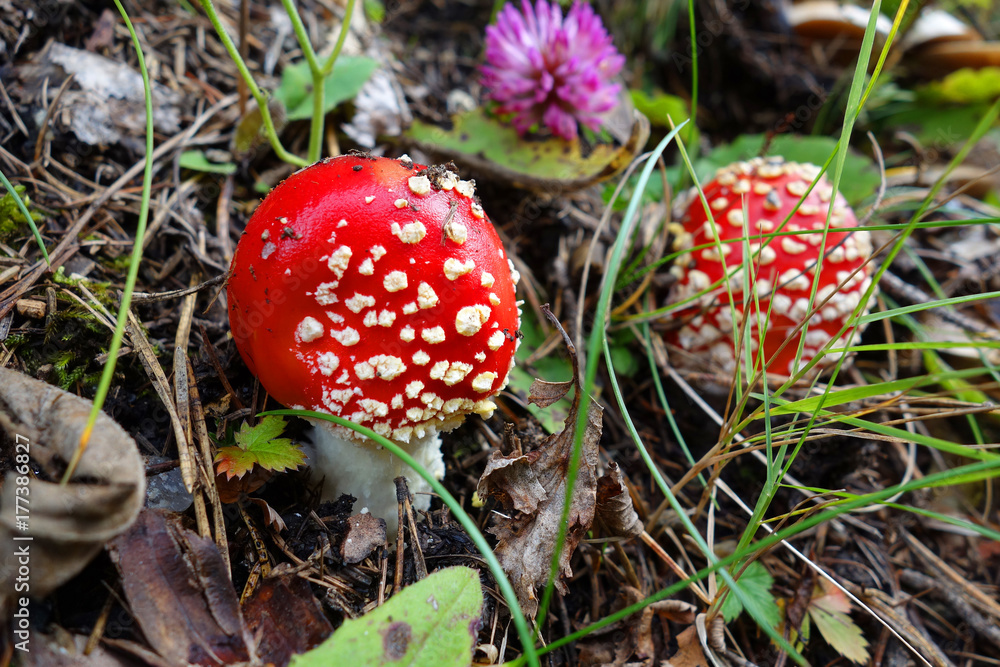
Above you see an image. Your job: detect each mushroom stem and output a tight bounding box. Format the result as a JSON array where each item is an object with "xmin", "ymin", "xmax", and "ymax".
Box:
[{"xmin": 306, "ymin": 418, "xmax": 445, "ymax": 536}]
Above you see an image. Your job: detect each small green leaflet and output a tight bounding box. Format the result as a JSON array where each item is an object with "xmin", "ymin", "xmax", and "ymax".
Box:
[
  {"xmin": 274, "ymin": 56, "xmax": 379, "ymax": 121},
  {"xmin": 178, "ymin": 149, "xmax": 236, "ymax": 174},
  {"xmin": 214, "ymin": 416, "xmax": 305, "ymax": 479},
  {"xmin": 719, "ymin": 560, "xmax": 781, "ymax": 629},
  {"xmin": 290, "ymin": 566, "xmax": 483, "ymax": 667},
  {"xmin": 807, "ymin": 582, "xmax": 870, "ymax": 664}
]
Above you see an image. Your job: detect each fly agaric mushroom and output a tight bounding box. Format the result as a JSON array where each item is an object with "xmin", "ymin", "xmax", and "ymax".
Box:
[
  {"xmin": 667, "ymin": 157, "xmax": 875, "ymax": 376},
  {"xmin": 227, "ymin": 154, "xmax": 521, "ymax": 528}
]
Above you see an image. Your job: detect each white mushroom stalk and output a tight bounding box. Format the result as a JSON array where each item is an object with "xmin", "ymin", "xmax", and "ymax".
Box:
[{"xmin": 306, "ymin": 424, "xmax": 445, "ymax": 524}]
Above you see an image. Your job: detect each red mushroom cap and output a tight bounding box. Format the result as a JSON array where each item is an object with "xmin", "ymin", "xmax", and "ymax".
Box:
[
  {"xmin": 227, "ymin": 155, "xmax": 521, "ymax": 443},
  {"xmin": 667, "ymin": 157, "xmax": 876, "ymax": 375}
]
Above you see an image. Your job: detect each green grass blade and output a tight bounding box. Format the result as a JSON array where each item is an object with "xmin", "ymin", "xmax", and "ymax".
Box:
[
  {"xmin": 754, "ymin": 394, "xmax": 999, "ymax": 462},
  {"xmin": 603, "ymin": 329, "xmax": 804, "ymax": 662},
  {"xmin": 538, "ymin": 456, "xmax": 1000, "ymax": 658},
  {"xmin": 539, "ymin": 461, "xmax": 1000, "ymax": 655},
  {"xmin": 198, "ymin": 0, "xmax": 307, "ymax": 167},
  {"xmin": 758, "ymin": 367, "xmax": 998, "ymax": 416},
  {"xmin": 62, "ymin": 0, "xmax": 155, "ymax": 483},
  {"xmin": 533, "ymin": 122, "xmax": 689, "ymax": 632},
  {"xmin": 857, "ymin": 290, "xmax": 1000, "ymax": 326},
  {"xmin": 641, "ymin": 322, "xmax": 704, "ymax": 485}
]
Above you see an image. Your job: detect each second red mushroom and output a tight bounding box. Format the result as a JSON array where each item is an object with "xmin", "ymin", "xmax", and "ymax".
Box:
[{"xmin": 667, "ymin": 157, "xmax": 876, "ymax": 376}]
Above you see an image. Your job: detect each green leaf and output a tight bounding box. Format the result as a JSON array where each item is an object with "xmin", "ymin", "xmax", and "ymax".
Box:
[
  {"xmin": 290, "ymin": 566, "xmax": 483, "ymax": 667},
  {"xmin": 178, "ymin": 150, "xmax": 237, "ymax": 174},
  {"xmin": 918, "ymin": 67, "xmax": 1000, "ymax": 105},
  {"xmin": 807, "ymin": 584, "xmax": 870, "ymax": 665},
  {"xmin": 214, "ymin": 416, "xmax": 305, "ymax": 479},
  {"xmin": 719, "ymin": 561, "xmax": 779, "ymax": 629},
  {"xmin": 630, "ymin": 89, "xmax": 700, "ymax": 146},
  {"xmin": 234, "ymin": 415, "xmax": 287, "ymax": 449},
  {"xmin": 873, "ymin": 103, "xmax": 988, "ymax": 147},
  {"xmin": 214, "ymin": 446, "xmax": 260, "ymax": 479},
  {"xmin": 694, "ymin": 135, "xmax": 880, "ymax": 206},
  {"xmin": 404, "ymin": 104, "xmax": 649, "ymax": 192},
  {"xmin": 275, "ymin": 56, "xmax": 379, "ymax": 121}
]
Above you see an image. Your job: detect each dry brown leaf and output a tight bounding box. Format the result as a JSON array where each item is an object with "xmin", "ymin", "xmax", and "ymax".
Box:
[
  {"xmin": 340, "ymin": 511, "xmax": 387, "ymax": 564},
  {"xmin": 596, "ymin": 461, "xmax": 643, "ymax": 539},
  {"xmin": 575, "ymin": 588, "xmax": 698, "ymax": 666},
  {"xmin": 664, "ymin": 625, "xmax": 710, "ymax": 667},
  {"xmin": 245, "ymin": 496, "xmax": 288, "ymax": 532},
  {"xmin": 108, "ymin": 510, "xmax": 254, "ymax": 665},
  {"xmin": 528, "ymin": 378, "xmax": 575, "ymax": 408},
  {"xmin": 0, "ymin": 367, "xmax": 145, "ymax": 608},
  {"xmin": 476, "ymin": 309, "xmax": 604, "ymax": 617},
  {"xmin": 243, "ymin": 571, "xmax": 333, "ymax": 665},
  {"xmin": 215, "ymin": 466, "xmax": 272, "ymax": 504},
  {"xmin": 16, "ymin": 43, "xmax": 182, "ymax": 150}
]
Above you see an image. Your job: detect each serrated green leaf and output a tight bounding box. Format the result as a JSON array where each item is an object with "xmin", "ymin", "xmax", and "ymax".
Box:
[
  {"xmin": 248, "ymin": 437, "xmax": 305, "ymax": 472},
  {"xmin": 719, "ymin": 561, "xmax": 779, "ymax": 628},
  {"xmin": 274, "ymin": 56, "xmax": 379, "ymax": 121},
  {"xmin": 807, "ymin": 587, "xmax": 870, "ymax": 665},
  {"xmin": 178, "ymin": 149, "xmax": 237, "ymax": 174},
  {"xmin": 234, "ymin": 415, "xmax": 288, "ymax": 450},
  {"xmin": 290, "ymin": 566, "xmax": 483, "ymax": 667},
  {"xmin": 214, "ymin": 446, "xmax": 260, "ymax": 479},
  {"xmin": 215, "ymin": 417, "xmax": 305, "ymax": 479}
]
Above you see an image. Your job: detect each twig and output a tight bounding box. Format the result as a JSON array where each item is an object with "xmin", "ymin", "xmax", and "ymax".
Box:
[
  {"xmin": 198, "ymin": 322, "xmax": 245, "ymax": 411},
  {"xmin": 215, "ymin": 173, "xmax": 235, "ymax": 264},
  {"xmin": 902, "ymin": 530, "xmax": 1000, "ymax": 622},
  {"xmin": 131, "ymin": 272, "xmax": 227, "ymax": 304},
  {"xmin": 32, "ymin": 73, "xmax": 76, "ymax": 165},
  {"xmin": 397, "ymin": 477, "xmax": 428, "ymax": 581},
  {"xmin": 125, "ymin": 309, "xmax": 193, "ymax": 489},
  {"xmin": 879, "ymin": 269, "xmax": 999, "ymax": 339},
  {"xmin": 640, "ymin": 530, "xmax": 710, "ymax": 605},
  {"xmin": 0, "ymin": 77, "xmax": 28, "ymax": 136},
  {"xmin": 187, "ymin": 357, "xmax": 231, "ymax": 571},
  {"xmin": 900, "ymin": 569, "xmax": 1000, "ymax": 651}
]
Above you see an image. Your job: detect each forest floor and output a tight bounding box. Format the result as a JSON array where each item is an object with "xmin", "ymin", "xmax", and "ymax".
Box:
[{"xmin": 1, "ymin": 0, "xmax": 1000, "ymax": 666}]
